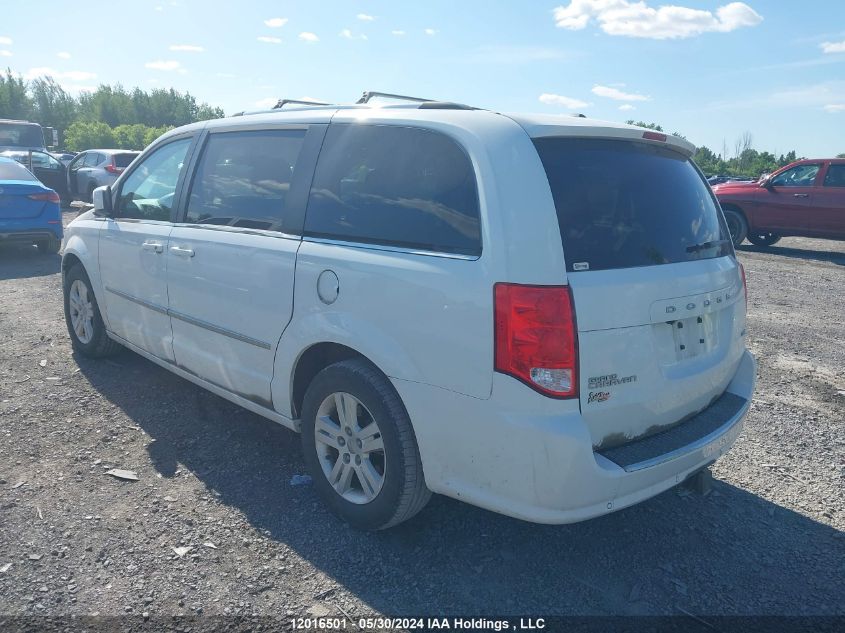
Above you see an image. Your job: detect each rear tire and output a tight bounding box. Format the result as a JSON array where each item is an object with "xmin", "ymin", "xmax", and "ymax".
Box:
[
  {"xmin": 63, "ymin": 263, "xmax": 122, "ymax": 358},
  {"xmin": 746, "ymin": 232, "xmax": 781, "ymax": 247},
  {"xmin": 300, "ymin": 359, "xmax": 431, "ymax": 530},
  {"xmin": 721, "ymin": 207, "xmax": 748, "ymax": 247},
  {"xmin": 86, "ymin": 183, "xmax": 96, "ymax": 203}
]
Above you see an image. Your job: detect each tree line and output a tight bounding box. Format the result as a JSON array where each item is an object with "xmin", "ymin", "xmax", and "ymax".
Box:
[
  {"xmin": 1, "ymin": 68, "xmax": 224, "ymax": 151},
  {"xmin": 626, "ymin": 120, "xmax": 844, "ymax": 178}
]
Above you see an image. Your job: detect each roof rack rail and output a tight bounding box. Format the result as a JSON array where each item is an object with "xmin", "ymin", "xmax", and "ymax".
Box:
[
  {"xmin": 356, "ymin": 91, "xmax": 433, "ymax": 104},
  {"xmin": 273, "ymin": 98, "xmax": 332, "ymax": 109}
]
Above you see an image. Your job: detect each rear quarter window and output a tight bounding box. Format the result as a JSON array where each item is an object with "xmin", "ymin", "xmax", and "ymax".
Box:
[
  {"xmin": 304, "ymin": 124, "xmax": 481, "ymax": 256},
  {"xmin": 114, "ymin": 153, "xmax": 138, "ymax": 168},
  {"xmin": 534, "ymin": 138, "xmax": 731, "ymax": 272}
]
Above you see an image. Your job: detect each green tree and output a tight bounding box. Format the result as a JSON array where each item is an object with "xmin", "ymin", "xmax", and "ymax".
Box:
[
  {"xmin": 30, "ymin": 77, "xmax": 77, "ymax": 141},
  {"xmin": 64, "ymin": 121, "xmax": 115, "ymax": 151},
  {"xmin": 0, "ymin": 68, "xmax": 33, "ymax": 119}
]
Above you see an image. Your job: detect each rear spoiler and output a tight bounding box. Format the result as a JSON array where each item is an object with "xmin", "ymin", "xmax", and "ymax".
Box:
[{"xmin": 505, "ymin": 116, "xmax": 696, "ymax": 158}]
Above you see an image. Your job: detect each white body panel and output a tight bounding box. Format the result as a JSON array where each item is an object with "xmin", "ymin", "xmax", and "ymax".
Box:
[
  {"xmin": 98, "ymin": 218, "xmax": 175, "ymax": 361},
  {"xmin": 167, "ymin": 225, "xmax": 299, "ymax": 407},
  {"xmin": 62, "ymin": 105, "xmax": 756, "ymax": 525}
]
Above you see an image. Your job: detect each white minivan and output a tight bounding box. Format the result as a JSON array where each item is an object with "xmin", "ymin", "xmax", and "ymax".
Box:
[{"xmin": 61, "ymin": 96, "xmax": 755, "ymax": 530}]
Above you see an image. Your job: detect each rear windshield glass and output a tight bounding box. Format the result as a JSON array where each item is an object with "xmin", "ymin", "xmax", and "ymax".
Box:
[
  {"xmin": 534, "ymin": 138, "xmax": 732, "ymax": 272},
  {"xmin": 114, "ymin": 153, "xmax": 138, "ymax": 168},
  {"xmin": 0, "ymin": 123, "xmax": 44, "ymax": 148},
  {"xmin": 0, "ymin": 159, "xmax": 37, "ymax": 181}
]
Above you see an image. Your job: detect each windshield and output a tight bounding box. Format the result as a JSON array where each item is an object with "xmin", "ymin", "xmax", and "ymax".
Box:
[
  {"xmin": 534, "ymin": 138, "xmax": 732, "ymax": 272},
  {"xmin": 0, "ymin": 122, "xmax": 45, "ymax": 149}
]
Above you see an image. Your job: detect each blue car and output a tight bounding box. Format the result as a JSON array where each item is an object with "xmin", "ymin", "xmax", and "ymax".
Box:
[{"xmin": 0, "ymin": 156, "xmax": 63, "ymax": 254}]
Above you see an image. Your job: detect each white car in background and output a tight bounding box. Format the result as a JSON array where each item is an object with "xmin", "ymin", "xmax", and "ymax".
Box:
[{"xmin": 60, "ymin": 96, "xmax": 755, "ymax": 529}]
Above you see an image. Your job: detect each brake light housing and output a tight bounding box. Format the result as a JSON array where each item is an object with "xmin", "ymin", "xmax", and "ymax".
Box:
[
  {"xmin": 739, "ymin": 262, "xmax": 747, "ymax": 311},
  {"xmin": 105, "ymin": 164, "xmax": 123, "ymax": 174},
  {"xmin": 28, "ymin": 191, "xmax": 61, "ymax": 203},
  {"xmin": 494, "ymin": 283, "xmax": 578, "ymax": 398}
]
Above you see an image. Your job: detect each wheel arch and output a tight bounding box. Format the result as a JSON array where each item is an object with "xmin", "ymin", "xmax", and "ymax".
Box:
[
  {"xmin": 61, "ymin": 238, "xmax": 110, "ymax": 329},
  {"xmin": 719, "ymin": 201, "xmax": 752, "ymax": 226},
  {"xmin": 289, "ymin": 342, "xmax": 377, "ymax": 420}
]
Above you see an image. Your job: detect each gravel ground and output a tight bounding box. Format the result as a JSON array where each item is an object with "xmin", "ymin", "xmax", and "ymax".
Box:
[{"xmin": 0, "ymin": 212, "xmax": 843, "ymax": 624}]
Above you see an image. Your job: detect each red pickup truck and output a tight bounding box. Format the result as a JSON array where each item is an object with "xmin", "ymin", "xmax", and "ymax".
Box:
[{"xmin": 713, "ymin": 158, "xmax": 845, "ymax": 246}]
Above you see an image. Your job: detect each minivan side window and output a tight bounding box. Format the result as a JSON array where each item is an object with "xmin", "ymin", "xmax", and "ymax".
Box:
[
  {"xmin": 304, "ymin": 124, "xmax": 481, "ymax": 256},
  {"xmin": 116, "ymin": 138, "xmax": 192, "ymax": 222},
  {"xmin": 184, "ymin": 129, "xmax": 305, "ymax": 232}
]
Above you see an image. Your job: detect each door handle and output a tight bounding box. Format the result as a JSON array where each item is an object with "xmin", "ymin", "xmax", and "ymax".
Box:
[
  {"xmin": 170, "ymin": 245, "xmax": 195, "ymax": 258},
  {"xmin": 793, "ymin": 193, "xmax": 809, "ymax": 198},
  {"xmin": 141, "ymin": 240, "xmax": 163, "ymax": 253}
]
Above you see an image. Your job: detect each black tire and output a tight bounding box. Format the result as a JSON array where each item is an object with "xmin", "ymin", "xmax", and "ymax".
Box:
[
  {"xmin": 86, "ymin": 183, "xmax": 96, "ymax": 203},
  {"xmin": 721, "ymin": 207, "xmax": 748, "ymax": 246},
  {"xmin": 746, "ymin": 232, "xmax": 781, "ymax": 247},
  {"xmin": 36, "ymin": 238, "xmax": 60, "ymax": 255},
  {"xmin": 300, "ymin": 359, "xmax": 431, "ymax": 530},
  {"xmin": 63, "ymin": 263, "xmax": 122, "ymax": 358}
]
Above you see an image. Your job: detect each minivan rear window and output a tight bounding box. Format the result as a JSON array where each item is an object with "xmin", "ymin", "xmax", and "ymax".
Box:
[
  {"xmin": 305, "ymin": 124, "xmax": 481, "ymax": 256},
  {"xmin": 534, "ymin": 138, "xmax": 732, "ymax": 272},
  {"xmin": 114, "ymin": 153, "xmax": 137, "ymax": 168}
]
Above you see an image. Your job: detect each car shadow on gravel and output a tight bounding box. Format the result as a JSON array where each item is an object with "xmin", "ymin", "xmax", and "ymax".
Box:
[
  {"xmin": 737, "ymin": 243, "xmax": 845, "ymax": 267},
  {"xmin": 75, "ymin": 351, "xmax": 845, "ymax": 617},
  {"xmin": 0, "ymin": 245, "xmax": 60, "ymax": 280}
]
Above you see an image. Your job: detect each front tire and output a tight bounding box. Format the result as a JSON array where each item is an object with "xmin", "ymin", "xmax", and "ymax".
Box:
[
  {"xmin": 300, "ymin": 359, "xmax": 431, "ymax": 530},
  {"xmin": 721, "ymin": 207, "xmax": 748, "ymax": 247},
  {"xmin": 746, "ymin": 232, "xmax": 781, "ymax": 247},
  {"xmin": 63, "ymin": 264, "xmax": 122, "ymax": 358}
]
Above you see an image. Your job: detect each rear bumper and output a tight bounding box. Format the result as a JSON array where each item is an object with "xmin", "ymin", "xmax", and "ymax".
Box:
[
  {"xmin": 0, "ymin": 228, "xmax": 62, "ymax": 244},
  {"xmin": 394, "ymin": 349, "xmax": 755, "ymax": 524}
]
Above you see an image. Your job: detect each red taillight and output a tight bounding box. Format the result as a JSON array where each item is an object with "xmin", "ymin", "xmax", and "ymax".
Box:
[
  {"xmin": 494, "ymin": 283, "xmax": 578, "ymax": 398},
  {"xmin": 642, "ymin": 131, "xmax": 667, "ymax": 142},
  {"xmin": 28, "ymin": 191, "xmax": 61, "ymax": 203},
  {"xmin": 105, "ymin": 164, "xmax": 123, "ymax": 174},
  {"xmin": 739, "ymin": 262, "xmax": 747, "ymax": 311}
]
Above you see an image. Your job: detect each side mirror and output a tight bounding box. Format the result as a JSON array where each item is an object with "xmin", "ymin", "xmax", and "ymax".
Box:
[
  {"xmin": 92, "ymin": 185, "xmax": 113, "ymax": 217},
  {"xmin": 759, "ymin": 178, "xmax": 772, "ymax": 189}
]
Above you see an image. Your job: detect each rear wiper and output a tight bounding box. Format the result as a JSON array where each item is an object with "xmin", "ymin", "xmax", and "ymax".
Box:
[{"xmin": 686, "ymin": 239, "xmax": 731, "ymax": 253}]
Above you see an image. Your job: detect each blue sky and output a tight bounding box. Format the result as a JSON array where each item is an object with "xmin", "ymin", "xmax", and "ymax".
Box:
[{"xmin": 2, "ymin": 0, "xmax": 844, "ymax": 156}]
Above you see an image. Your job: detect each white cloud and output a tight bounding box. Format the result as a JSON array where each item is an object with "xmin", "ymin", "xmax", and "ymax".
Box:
[
  {"xmin": 57, "ymin": 51, "xmax": 71, "ymax": 59},
  {"xmin": 424, "ymin": 28, "xmax": 437, "ymax": 36},
  {"xmin": 0, "ymin": 50, "xmax": 11, "ymax": 57},
  {"xmin": 0, "ymin": 36, "xmax": 11, "ymax": 46},
  {"xmin": 823, "ymin": 104, "xmax": 845, "ymax": 113},
  {"xmin": 299, "ymin": 32, "xmax": 319, "ymax": 42},
  {"xmin": 539, "ymin": 93, "xmax": 590, "ymax": 109},
  {"xmin": 257, "ymin": 36, "xmax": 282, "ymax": 44},
  {"xmin": 357, "ymin": 13, "xmax": 375, "ymax": 21},
  {"xmin": 391, "ymin": 30, "xmax": 406, "ymax": 36},
  {"xmin": 155, "ymin": 5, "xmax": 163, "ymax": 11},
  {"xmin": 340, "ymin": 29, "xmax": 368, "ymax": 40},
  {"xmin": 821, "ymin": 40, "xmax": 845, "ymax": 54},
  {"xmin": 144, "ymin": 60, "xmax": 186, "ymax": 73},
  {"xmin": 169, "ymin": 44, "xmax": 204, "ymax": 52},
  {"xmin": 255, "ymin": 97, "xmax": 279, "ymax": 109},
  {"xmin": 592, "ymin": 84, "xmax": 651, "ymax": 101},
  {"xmin": 264, "ymin": 17, "xmax": 288, "ymax": 28},
  {"xmin": 24, "ymin": 67, "xmax": 97, "ymax": 82},
  {"xmin": 619, "ymin": 104, "xmax": 636, "ymax": 111},
  {"xmin": 553, "ymin": 0, "xmax": 763, "ymax": 39}
]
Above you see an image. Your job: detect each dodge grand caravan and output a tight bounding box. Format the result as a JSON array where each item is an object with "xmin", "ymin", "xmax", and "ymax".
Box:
[{"xmin": 61, "ymin": 96, "xmax": 755, "ymax": 530}]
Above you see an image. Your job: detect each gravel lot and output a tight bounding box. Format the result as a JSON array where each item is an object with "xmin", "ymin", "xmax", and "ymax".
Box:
[{"xmin": 1, "ymin": 211, "xmax": 843, "ymax": 624}]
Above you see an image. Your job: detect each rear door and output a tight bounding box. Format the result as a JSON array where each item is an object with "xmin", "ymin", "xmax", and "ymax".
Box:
[
  {"xmin": 166, "ymin": 124, "xmax": 324, "ymax": 407},
  {"xmin": 534, "ymin": 138, "xmax": 746, "ymax": 448},
  {"xmin": 810, "ymin": 163, "xmax": 845, "ymax": 238}
]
